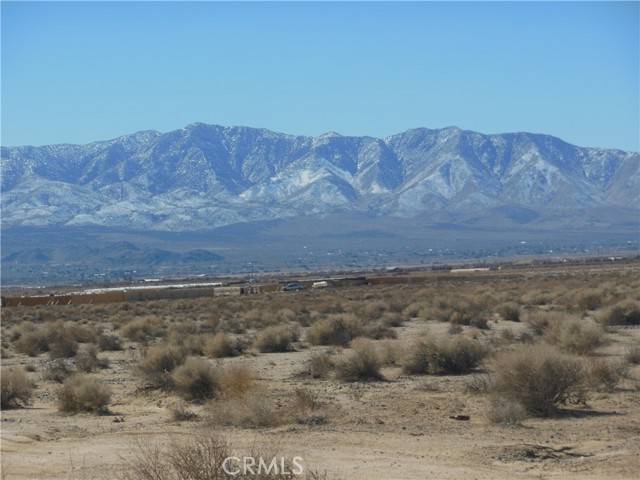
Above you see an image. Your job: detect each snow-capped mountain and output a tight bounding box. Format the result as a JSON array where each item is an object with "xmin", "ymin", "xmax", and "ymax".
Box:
[{"xmin": 2, "ymin": 123, "xmax": 638, "ymax": 230}]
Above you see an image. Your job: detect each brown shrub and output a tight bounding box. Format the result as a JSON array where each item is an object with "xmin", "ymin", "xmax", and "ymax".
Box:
[
  {"xmin": 1, "ymin": 367, "xmax": 34, "ymax": 409},
  {"xmin": 576, "ymin": 289, "xmax": 604, "ymax": 311},
  {"xmin": 121, "ymin": 316, "xmax": 164, "ymax": 342},
  {"xmin": 120, "ymin": 433, "xmax": 316, "ymax": 480},
  {"xmin": 204, "ymin": 332, "xmax": 243, "ymax": 358},
  {"xmin": 496, "ymin": 302, "xmax": 520, "ymax": 322},
  {"xmin": 625, "ymin": 345, "xmax": 640, "ymax": 365},
  {"xmin": 169, "ymin": 400, "xmax": 198, "ymax": 422},
  {"xmin": 42, "ymin": 359, "xmax": 72, "ymax": 383},
  {"xmin": 57, "ymin": 374, "xmax": 111, "ymax": 414},
  {"xmin": 490, "ymin": 344, "xmax": 586, "ymax": 416},
  {"xmin": 207, "ymin": 392, "xmax": 280, "ymax": 428},
  {"xmin": 431, "ymin": 297, "xmax": 486, "ymax": 327},
  {"xmin": 588, "ymin": 359, "xmax": 628, "ymax": 392},
  {"xmin": 306, "ymin": 314, "xmax": 362, "ymax": 346},
  {"xmin": 486, "ymin": 396, "xmax": 527, "ymax": 426},
  {"xmin": 598, "ymin": 301, "xmax": 640, "ymax": 326},
  {"xmin": 98, "ymin": 333, "xmax": 123, "ymax": 351},
  {"xmin": 544, "ymin": 317, "xmax": 605, "ymax": 355},
  {"xmin": 172, "ymin": 357, "xmax": 220, "ymax": 401},
  {"xmin": 334, "ymin": 339, "xmax": 383, "ymax": 382},
  {"xmin": 254, "ymin": 325, "xmax": 299, "ymax": 353},
  {"xmin": 218, "ymin": 364, "xmax": 254, "ymax": 398},
  {"xmin": 402, "ymin": 336, "xmax": 486, "ymax": 375},
  {"xmin": 76, "ymin": 344, "xmax": 108, "ymax": 372},
  {"xmin": 307, "ymin": 351, "xmax": 335, "ymax": 378},
  {"xmin": 138, "ymin": 344, "xmax": 186, "ymax": 389}
]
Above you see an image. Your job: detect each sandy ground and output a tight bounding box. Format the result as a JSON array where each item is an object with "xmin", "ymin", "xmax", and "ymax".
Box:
[{"xmin": 2, "ymin": 312, "xmax": 639, "ymax": 480}]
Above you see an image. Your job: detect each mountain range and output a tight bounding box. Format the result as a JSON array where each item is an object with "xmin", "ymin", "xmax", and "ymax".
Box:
[{"xmin": 2, "ymin": 123, "xmax": 638, "ymax": 231}]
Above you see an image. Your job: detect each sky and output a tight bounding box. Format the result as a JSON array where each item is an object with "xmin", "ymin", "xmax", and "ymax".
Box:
[{"xmin": 1, "ymin": 1, "xmax": 638, "ymax": 151}]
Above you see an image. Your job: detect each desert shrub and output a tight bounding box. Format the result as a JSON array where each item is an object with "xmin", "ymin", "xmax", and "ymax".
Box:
[
  {"xmin": 524, "ymin": 311, "xmax": 569, "ymax": 336},
  {"xmin": 207, "ymin": 392, "xmax": 280, "ymax": 428},
  {"xmin": 306, "ymin": 314, "xmax": 362, "ymax": 346},
  {"xmin": 448, "ymin": 324, "xmax": 463, "ymax": 335},
  {"xmin": 138, "ymin": 344, "xmax": 186, "ymax": 389},
  {"xmin": 218, "ymin": 364, "xmax": 254, "ymax": 398},
  {"xmin": 64, "ymin": 323, "xmax": 98, "ymax": 344},
  {"xmin": 588, "ymin": 359, "xmax": 628, "ymax": 393},
  {"xmin": 544, "ymin": 318, "xmax": 604, "ymax": 355},
  {"xmin": 496, "ymin": 302, "xmax": 520, "ymax": 322},
  {"xmin": 169, "ymin": 400, "xmax": 198, "ymax": 422},
  {"xmin": 598, "ymin": 301, "xmax": 640, "ymax": 326},
  {"xmin": 361, "ymin": 300, "xmax": 389, "ymax": 320},
  {"xmin": 204, "ymin": 332, "xmax": 243, "ymax": 358},
  {"xmin": 576, "ymin": 289, "xmax": 603, "ymax": 311},
  {"xmin": 431, "ymin": 297, "xmax": 486, "ymax": 327},
  {"xmin": 15, "ymin": 330, "xmax": 49, "ymax": 356},
  {"xmin": 121, "ymin": 316, "xmax": 164, "ymax": 342},
  {"xmin": 57, "ymin": 374, "xmax": 111, "ymax": 414},
  {"xmin": 360, "ymin": 322, "xmax": 397, "ymax": 340},
  {"xmin": 625, "ymin": 345, "xmax": 640, "ymax": 365},
  {"xmin": 490, "ymin": 344, "xmax": 586, "ymax": 416},
  {"xmin": 334, "ymin": 339, "xmax": 383, "ymax": 382},
  {"xmin": 402, "ymin": 336, "xmax": 486, "ymax": 375},
  {"xmin": 98, "ymin": 334, "xmax": 123, "ymax": 351},
  {"xmin": 378, "ymin": 339, "xmax": 402, "ymax": 366},
  {"xmin": 486, "ymin": 396, "xmax": 527, "ymax": 426},
  {"xmin": 1, "ymin": 367, "xmax": 34, "ymax": 409},
  {"xmin": 254, "ymin": 325, "xmax": 299, "ymax": 353},
  {"xmin": 172, "ymin": 357, "xmax": 220, "ymax": 401},
  {"xmin": 42, "ymin": 359, "xmax": 73, "ymax": 383},
  {"xmin": 120, "ymin": 433, "xmax": 317, "ymax": 480},
  {"xmin": 76, "ymin": 344, "xmax": 108, "ymax": 372},
  {"xmin": 307, "ymin": 351, "xmax": 335, "ymax": 378},
  {"xmin": 380, "ymin": 312, "xmax": 404, "ymax": 327}
]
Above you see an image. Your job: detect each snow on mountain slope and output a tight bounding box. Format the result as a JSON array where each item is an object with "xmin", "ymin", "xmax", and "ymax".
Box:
[{"xmin": 1, "ymin": 123, "xmax": 638, "ymax": 230}]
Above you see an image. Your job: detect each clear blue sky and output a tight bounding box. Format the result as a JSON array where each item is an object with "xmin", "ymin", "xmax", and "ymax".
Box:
[{"xmin": 2, "ymin": 1, "xmax": 638, "ymax": 151}]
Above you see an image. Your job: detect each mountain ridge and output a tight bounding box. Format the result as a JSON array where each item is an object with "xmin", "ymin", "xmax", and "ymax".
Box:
[{"xmin": 2, "ymin": 123, "xmax": 638, "ymax": 231}]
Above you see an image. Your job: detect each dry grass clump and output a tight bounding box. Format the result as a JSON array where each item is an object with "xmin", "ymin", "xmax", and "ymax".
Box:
[
  {"xmin": 254, "ymin": 325, "xmax": 299, "ymax": 353},
  {"xmin": 306, "ymin": 314, "xmax": 362, "ymax": 346},
  {"xmin": 598, "ymin": 301, "xmax": 640, "ymax": 326},
  {"xmin": 121, "ymin": 316, "xmax": 165, "ymax": 342},
  {"xmin": 218, "ymin": 364, "xmax": 255, "ymax": 399},
  {"xmin": 544, "ymin": 317, "xmax": 605, "ymax": 355},
  {"xmin": 76, "ymin": 344, "xmax": 109, "ymax": 372},
  {"xmin": 57, "ymin": 374, "xmax": 111, "ymax": 414},
  {"xmin": 205, "ymin": 332, "xmax": 244, "ymax": 358},
  {"xmin": 625, "ymin": 345, "xmax": 640, "ymax": 365},
  {"xmin": 172, "ymin": 357, "xmax": 220, "ymax": 401},
  {"xmin": 169, "ymin": 400, "xmax": 198, "ymax": 422},
  {"xmin": 138, "ymin": 344, "xmax": 187, "ymax": 389},
  {"xmin": 207, "ymin": 391, "xmax": 281, "ymax": 428},
  {"xmin": 120, "ymin": 433, "xmax": 318, "ymax": 480},
  {"xmin": 42, "ymin": 359, "xmax": 73, "ymax": 383},
  {"xmin": 334, "ymin": 339, "xmax": 383, "ymax": 382},
  {"xmin": 430, "ymin": 297, "xmax": 487, "ymax": 328},
  {"xmin": 496, "ymin": 302, "xmax": 520, "ymax": 322},
  {"xmin": 486, "ymin": 396, "xmax": 527, "ymax": 426},
  {"xmin": 587, "ymin": 359, "xmax": 628, "ymax": 393},
  {"xmin": 576, "ymin": 289, "xmax": 604, "ymax": 311},
  {"xmin": 1, "ymin": 367, "xmax": 34, "ymax": 409},
  {"xmin": 14, "ymin": 321, "xmax": 80, "ymax": 358},
  {"xmin": 489, "ymin": 344, "xmax": 586, "ymax": 416},
  {"xmin": 307, "ymin": 351, "xmax": 335, "ymax": 379},
  {"xmin": 98, "ymin": 333, "xmax": 123, "ymax": 351},
  {"xmin": 402, "ymin": 336, "xmax": 486, "ymax": 375}
]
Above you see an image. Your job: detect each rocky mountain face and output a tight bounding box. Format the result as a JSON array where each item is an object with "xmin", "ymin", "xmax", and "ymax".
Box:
[{"xmin": 2, "ymin": 123, "xmax": 638, "ymax": 230}]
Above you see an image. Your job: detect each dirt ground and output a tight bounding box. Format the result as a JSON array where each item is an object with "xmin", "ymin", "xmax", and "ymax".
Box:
[{"xmin": 2, "ymin": 264, "xmax": 640, "ymax": 479}]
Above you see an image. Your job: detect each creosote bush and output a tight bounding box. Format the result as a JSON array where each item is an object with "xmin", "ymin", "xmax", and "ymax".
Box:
[
  {"xmin": 58, "ymin": 374, "xmax": 111, "ymax": 414},
  {"xmin": 402, "ymin": 336, "xmax": 486, "ymax": 375},
  {"xmin": 306, "ymin": 314, "xmax": 362, "ymax": 346},
  {"xmin": 598, "ymin": 301, "xmax": 640, "ymax": 326},
  {"xmin": 544, "ymin": 317, "xmax": 605, "ymax": 355},
  {"xmin": 205, "ymin": 332, "xmax": 244, "ymax": 358},
  {"xmin": 1, "ymin": 367, "xmax": 34, "ymax": 409},
  {"xmin": 172, "ymin": 357, "xmax": 220, "ymax": 401},
  {"xmin": 489, "ymin": 344, "xmax": 586, "ymax": 416},
  {"xmin": 138, "ymin": 344, "xmax": 186, "ymax": 389},
  {"xmin": 254, "ymin": 325, "xmax": 299, "ymax": 353},
  {"xmin": 334, "ymin": 339, "xmax": 383, "ymax": 382}
]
